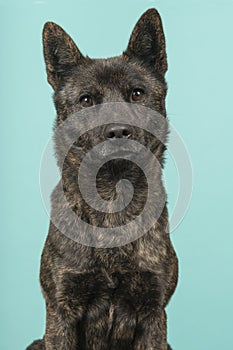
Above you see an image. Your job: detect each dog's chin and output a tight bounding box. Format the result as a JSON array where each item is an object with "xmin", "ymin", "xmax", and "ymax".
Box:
[{"xmin": 97, "ymin": 158, "xmax": 143, "ymax": 183}]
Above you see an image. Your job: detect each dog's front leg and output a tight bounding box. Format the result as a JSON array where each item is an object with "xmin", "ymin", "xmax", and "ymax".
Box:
[
  {"xmin": 108, "ymin": 300, "xmax": 137, "ymax": 350},
  {"xmin": 133, "ymin": 309, "xmax": 167, "ymax": 350},
  {"xmin": 44, "ymin": 305, "xmax": 78, "ymax": 350}
]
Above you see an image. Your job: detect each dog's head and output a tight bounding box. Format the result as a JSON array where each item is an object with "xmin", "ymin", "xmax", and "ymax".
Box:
[
  {"xmin": 42, "ymin": 9, "xmax": 169, "ymax": 234},
  {"xmin": 42, "ymin": 8, "xmax": 168, "ymax": 183}
]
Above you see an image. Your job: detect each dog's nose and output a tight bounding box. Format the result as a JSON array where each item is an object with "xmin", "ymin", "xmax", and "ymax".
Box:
[{"xmin": 104, "ymin": 124, "xmax": 132, "ymax": 139}]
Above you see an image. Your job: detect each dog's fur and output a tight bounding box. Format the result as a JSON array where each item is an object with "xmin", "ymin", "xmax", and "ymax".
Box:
[{"xmin": 27, "ymin": 9, "xmax": 178, "ymax": 350}]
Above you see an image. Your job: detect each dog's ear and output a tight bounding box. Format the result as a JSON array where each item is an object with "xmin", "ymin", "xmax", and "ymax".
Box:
[
  {"xmin": 124, "ymin": 9, "xmax": 167, "ymax": 76},
  {"xmin": 43, "ymin": 22, "xmax": 84, "ymax": 90}
]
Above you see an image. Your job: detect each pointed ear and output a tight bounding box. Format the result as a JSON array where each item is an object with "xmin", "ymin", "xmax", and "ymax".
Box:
[
  {"xmin": 43, "ymin": 22, "xmax": 84, "ymax": 90},
  {"xmin": 124, "ymin": 9, "xmax": 167, "ymax": 76}
]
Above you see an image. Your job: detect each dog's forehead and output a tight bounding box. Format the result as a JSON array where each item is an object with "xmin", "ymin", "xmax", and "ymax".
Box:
[
  {"xmin": 74, "ymin": 57, "xmax": 155, "ymax": 89},
  {"xmin": 92, "ymin": 58, "xmax": 143, "ymax": 84}
]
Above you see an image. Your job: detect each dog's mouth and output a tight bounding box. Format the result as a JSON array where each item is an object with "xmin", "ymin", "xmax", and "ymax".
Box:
[
  {"xmin": 70, "ymin": 140, "xmax": 154, "ymax": 175},
  {"xmin": 98, "ymin": 149, "xmax": 139, "ymax": 160},
  {"xmin": 92, "ymin": 139, "xmax": 143, "ymax": 159}
]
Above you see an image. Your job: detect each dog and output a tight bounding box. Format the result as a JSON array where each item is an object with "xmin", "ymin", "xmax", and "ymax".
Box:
[{"xmin": 27, "ymin": 8, "xmax": 178, "ymax": 350}]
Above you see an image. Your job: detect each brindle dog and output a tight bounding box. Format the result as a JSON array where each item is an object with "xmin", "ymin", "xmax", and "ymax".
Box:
[{"xmin": 27, "ymin": 8, "xmax": 178, "ymax": 350}]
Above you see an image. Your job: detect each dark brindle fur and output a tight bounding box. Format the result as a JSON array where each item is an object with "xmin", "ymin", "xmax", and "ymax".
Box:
[{"xmin": 27, "ymin": 8, "xmax": 178, "ymax": 350}]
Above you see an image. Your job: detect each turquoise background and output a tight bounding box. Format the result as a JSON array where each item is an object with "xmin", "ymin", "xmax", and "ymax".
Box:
[{"xmin": 1, "ymin": 0, "xmax": 233, "ymax": 349}]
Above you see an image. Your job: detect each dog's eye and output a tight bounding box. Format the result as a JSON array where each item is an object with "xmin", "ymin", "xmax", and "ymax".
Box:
[
  {"xmin": 131, "ymin": 88, "xmax": 145, "ymax": 102},
  {"xmin": 79, "ymin": 95, "xmax": 94, "ymax": 108}
]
